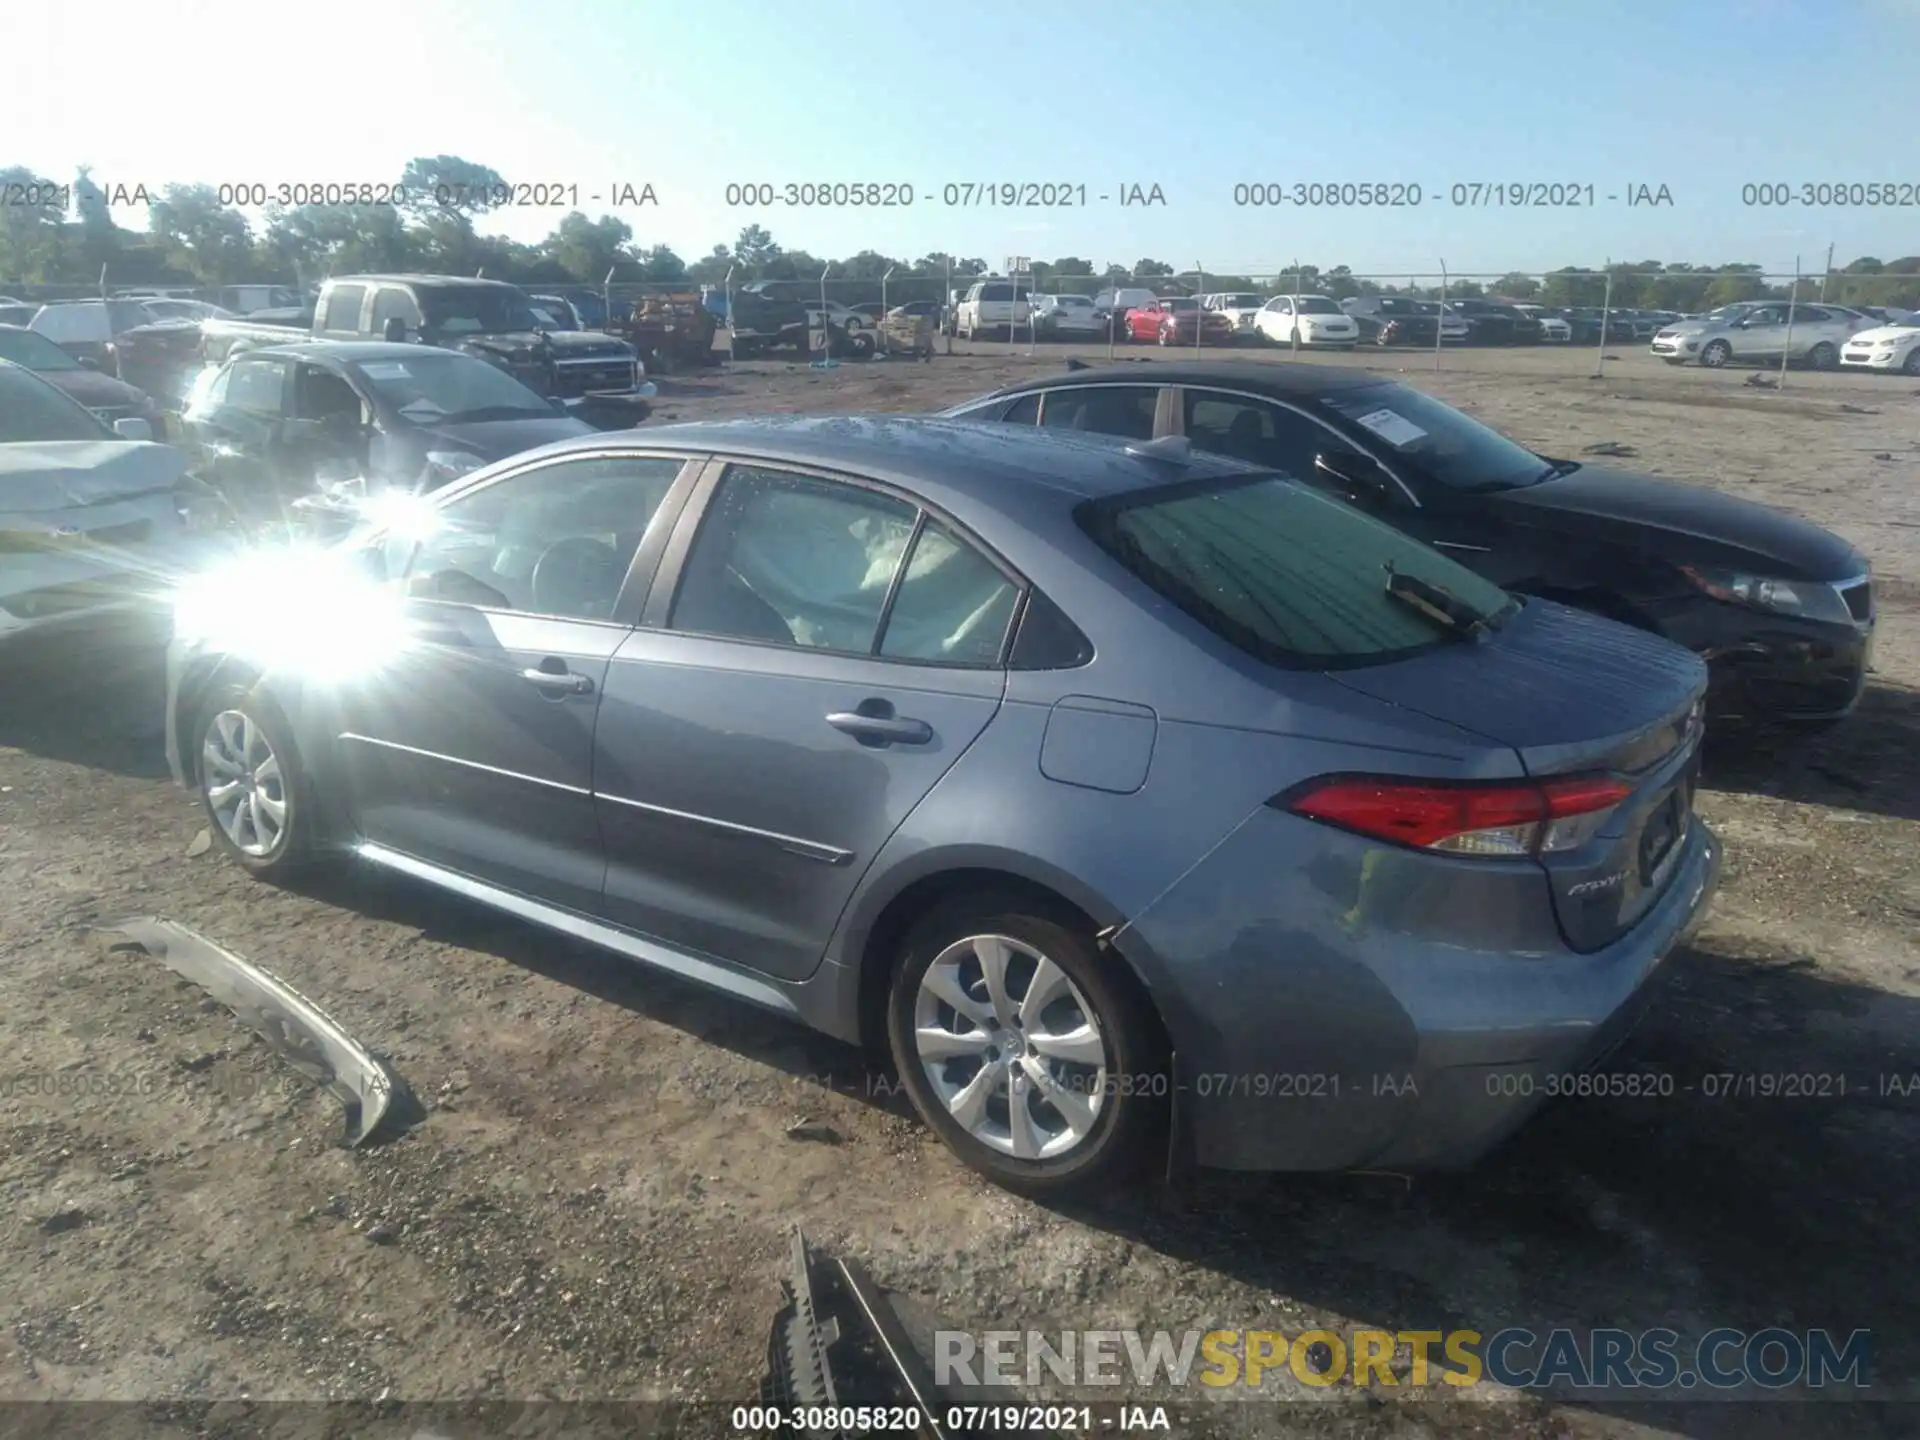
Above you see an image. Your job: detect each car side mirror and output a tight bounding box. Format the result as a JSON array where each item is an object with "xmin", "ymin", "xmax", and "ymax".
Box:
[
  {"xmin": 1314, "ymin": 450, "xmax": 1392, "ymax": 504},
  {"xmin": 112, "ymin": 416, "xmax": 153, "ymax": 441},
  {"xmin": 382, "ymin": 317, "xmax": 409, "ymax": 342},
  {"xmin": 409, "ymin": 568, "xmax": 510, "ymax": 609}
]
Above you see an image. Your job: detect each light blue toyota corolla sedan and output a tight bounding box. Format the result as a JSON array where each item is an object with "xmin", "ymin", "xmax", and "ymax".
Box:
[{"xmin": 164, "ymin": 416, "xmax": 1720, "ymax": 1194}]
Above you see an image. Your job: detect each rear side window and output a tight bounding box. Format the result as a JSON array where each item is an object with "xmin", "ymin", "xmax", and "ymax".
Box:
[
  {"xmin": 878, "ymin": 520, "xmax": 1020, "ymax": 666},
  {"xmin": 1039, "ymin": 385, "xmax": 1158, "ymax": 440},
  {"xmin": 1079, "ymin": 475, "xmax": 1515, "ymax": 669}
]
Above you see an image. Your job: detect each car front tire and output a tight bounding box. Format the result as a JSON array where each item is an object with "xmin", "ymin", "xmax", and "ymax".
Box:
[
  {"xmin": 1700, "ymin": 340, "xmax": 1732, "ymax": 368},
  {"xmin": 193, "ymin": 681, "xmax": 323, "ymax": 880},
  {"xmin": 886, "ymin": 896, "xmax": 1167, "ymax": 1196},
  {"xmin": 1904, "ymin": 348, "xmax": 1920, "ymax": 376}
]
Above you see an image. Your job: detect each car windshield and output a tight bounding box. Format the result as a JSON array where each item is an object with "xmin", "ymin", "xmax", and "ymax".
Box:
[
  {"xmin": 0, "ymin": 365, "xmax": 112, "ymax": 442},
  {"xmin": 349, "ymin": 352, "xmax": 553, "ymax": 423},
  {"xmin": 1224, "ymin": 294, "xmax": 1263, "ymax": 307},
  {"xmin": 1079, "ymin": 473, "xmax": 1516, "ymax": 670},
  {"xmin": 418, "ymin": 287, "xmax": 542, "ymax": 335},
  {"xmin": 1296, "ymin": 297, "xmax": 1343, "ymax": 315},
  {"xmin": 1323, "ymin": 382, "xmax": 1551, "ymax": 492},
  {"xmin": 0, "ymin": 328, "xmax": 81, "ymax": 370},
  {"xmin": 1164, "ymin": 298, "xmax": 1196, "ymax": 312}
]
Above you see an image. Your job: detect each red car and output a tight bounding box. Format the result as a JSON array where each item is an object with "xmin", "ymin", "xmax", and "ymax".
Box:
[{"xmin": 1121, "ymin": 296, "xmax": 1234, "ymax": 347}]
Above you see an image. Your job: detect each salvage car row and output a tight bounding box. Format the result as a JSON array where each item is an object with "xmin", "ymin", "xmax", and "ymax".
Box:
[{"xmin": 2, "ymin": 303, "xmax": 1883, "ymax": 1197}]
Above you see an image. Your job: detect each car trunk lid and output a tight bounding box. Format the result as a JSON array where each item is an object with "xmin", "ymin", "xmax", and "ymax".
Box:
[{"xmin": 1330, "ymin": 597, "xmax": 1707, "ymax": 951}]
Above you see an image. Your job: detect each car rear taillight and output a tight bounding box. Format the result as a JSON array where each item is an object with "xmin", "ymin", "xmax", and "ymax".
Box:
[{"xmin": 1282, "ymin": 775, "xmax": 1632, "ymax": 857}]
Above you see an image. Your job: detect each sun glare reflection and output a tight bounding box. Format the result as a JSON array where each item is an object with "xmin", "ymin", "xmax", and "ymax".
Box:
[{"xmin": 171, "ymin": 542, "xmax": 414, "ymax": 684}]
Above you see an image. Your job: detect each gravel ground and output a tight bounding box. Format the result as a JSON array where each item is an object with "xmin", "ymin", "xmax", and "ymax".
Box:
[{"xmin": 1, "ymin": 342, "xmax": 1916, "ymax": 1439}]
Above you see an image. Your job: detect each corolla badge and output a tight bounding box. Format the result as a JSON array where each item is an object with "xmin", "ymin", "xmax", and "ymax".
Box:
[{"xmin": 1568, "ymin": 870, "xmax": 1629, "ymax": 898}]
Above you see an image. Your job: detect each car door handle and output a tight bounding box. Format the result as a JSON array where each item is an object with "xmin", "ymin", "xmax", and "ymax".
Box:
[
  {"xmin": 522, "ymin": 666, "xmax": 595, "ymax": 696},
  {"xmin": 826, "ymin": 711, "xmax": 932, "ymax": 745}
]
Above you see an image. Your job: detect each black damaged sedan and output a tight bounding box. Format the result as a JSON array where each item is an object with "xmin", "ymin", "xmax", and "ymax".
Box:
[{"xmin": 944, "ymin": 362, "xmax": 1874, "ymax": 728}]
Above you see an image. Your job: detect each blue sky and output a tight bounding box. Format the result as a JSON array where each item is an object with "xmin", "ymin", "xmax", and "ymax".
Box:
[{"xmin": 7, "ymin": 0, "xmax": 1915, "ymax": 279}]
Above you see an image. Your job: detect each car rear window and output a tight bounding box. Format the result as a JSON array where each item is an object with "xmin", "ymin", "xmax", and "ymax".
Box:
[{"xmin": 1078, "ymin": 473, "xmax": 1516, "ymax": 669}]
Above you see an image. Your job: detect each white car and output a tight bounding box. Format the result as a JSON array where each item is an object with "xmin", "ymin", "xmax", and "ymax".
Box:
[
  {"xmin": 1030, "ymin": 294, "xmax": 1104, "ymax": 338},
  {"xmin": 0, "ymin": 360, "xmax": 219, "ymax": 643},
  {"xmin": 1204, "ymin": 292, "xmax": 1270, "ymax": 340},
  {"xmin": 1840, "ymin": 320, "xmax": 1920, "ymax": 375},
  {"xmin": 955, "ymin": 280, "xmax": 1032, "ymax": 340},
  {"xmin": 1514, "ymin": 305, "xmax": 1573, "ymax": 342},
  {"xmin": 1254, "ymin": 294, "xmax": 1359, "ymax": 347}
]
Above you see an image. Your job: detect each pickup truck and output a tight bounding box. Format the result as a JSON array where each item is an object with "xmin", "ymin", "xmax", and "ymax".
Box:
[
  {"xmin": 722, "ymin": 280, "xmax": 869, "ymax": 357},
  {"xmin": 196, "ymin": 274, "xmax": 655, "ymax": 423}
]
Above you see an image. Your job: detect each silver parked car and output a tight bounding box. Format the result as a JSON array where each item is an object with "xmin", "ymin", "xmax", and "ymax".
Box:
[
  {"xmin": 164, "ymin": 418, "xmax": 1720, "ymax": 1194},
  {"xmin": 1650, "ymin": 301, "xmax": 1873, "ymax": 369},
  {"xmin": 0, "ymin": 359, "xmax": 221, "ymax": 646}
]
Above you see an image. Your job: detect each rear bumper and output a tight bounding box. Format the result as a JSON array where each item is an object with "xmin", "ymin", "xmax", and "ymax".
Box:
[{"xmin": 1114, "ymin": 808, "xmax": 1722, "ymax": 1173}]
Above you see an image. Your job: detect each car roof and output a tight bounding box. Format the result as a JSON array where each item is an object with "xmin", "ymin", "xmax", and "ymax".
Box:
[
  {"xmin": 232, "ymin": 340, "xmax": 451, "ymax": 364},
  {"xmin": 328, "ymin": 274, "xmax": 520, "ymax": 290},
  {"xmin": 520, "ymin": 414, "xmax": 1264, "ymax": 507},
  {"xmin": 982, "ymin": 359, "xmax": 1389, "ymax": 399}
]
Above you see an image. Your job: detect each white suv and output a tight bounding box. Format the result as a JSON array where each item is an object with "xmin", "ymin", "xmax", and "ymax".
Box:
[{"xmin": 956, "ymin": 281, "xmax": 1031, "ymax": 340}]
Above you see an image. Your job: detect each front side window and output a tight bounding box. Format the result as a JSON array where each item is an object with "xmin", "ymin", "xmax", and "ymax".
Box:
[
  {"xmin": 1079, "ymin": 474, "xmax": 1515, "ymax": 670},
  {"xmin": 224, "ymin": 358, "xmax": 289, "ymax": 415},
  {"xmin": 1182, "ymin": 393, "xmax": 1329, "ymax": 474},
  {"xmin": 369, "ymin": 288, "xmax": 421, "ymax": 332},
  {"xmin": 1037, "ymin": 385, "xmax": 1159, "ymax": 441},
  {"xmin": 404, "ymin": 455, "xmax": 684, "ymax": 620},
  {"xmin": 671, "ymin": 467, "xmax": 917, "ymax": 652}
]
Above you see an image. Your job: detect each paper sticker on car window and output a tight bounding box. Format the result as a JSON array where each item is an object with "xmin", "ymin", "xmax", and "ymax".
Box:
[
  {"xmin": 361, "ymin": 363, "xmax": 413, "ymax": 379},
  {"xmin": 1350, "ymin": 408, "xmax": 1427, "ymax": 448}
]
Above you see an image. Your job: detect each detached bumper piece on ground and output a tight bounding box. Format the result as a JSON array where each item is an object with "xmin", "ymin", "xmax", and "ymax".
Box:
[
  {"xmin": 94, "ymin": 915, "xmax": 399, "ymax": 1146},
  {"xmin": 761, "ymin": 1228, "xmax": 971, "ymax": 1439}
]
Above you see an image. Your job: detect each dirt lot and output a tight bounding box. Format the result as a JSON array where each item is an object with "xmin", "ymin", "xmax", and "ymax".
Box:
[{"xmin": 2, "ymin": 342, "xmax": 1917, "ymax": 1438}]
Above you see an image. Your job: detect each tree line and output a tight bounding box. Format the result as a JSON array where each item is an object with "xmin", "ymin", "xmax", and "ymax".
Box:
[{"xmin": 4, "ymin": 156, "xmax": 1917, "ymax": 312}]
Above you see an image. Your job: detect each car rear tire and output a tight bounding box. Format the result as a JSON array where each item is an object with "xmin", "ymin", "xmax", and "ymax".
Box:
[
  {"xmin": 886, "ymin": 897, "xmax": 1168, "ymax": 1197},
  {"xmin": 1807, "ymin": 342, "xmax": 1838, "ymax": 371},
  {"xmin": 1700, "ymin": 340, "xmax": 1732, "ymax": 368},
  {"xmin": 192, "ymin": 681, "xmax": 323, "ymax": 880}
]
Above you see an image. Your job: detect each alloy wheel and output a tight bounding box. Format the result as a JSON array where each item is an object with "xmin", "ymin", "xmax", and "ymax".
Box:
[
  {"xmin": 1701, "ymin": 340, "xmax": 1731, "ymax": 368},
  {"xmin": 911, "ymin": 933, "xmax": 1110, "ymax": 1160},
  {"xmin": 202, "ymin": 709, "xmax": 287, "ymax": 857}
]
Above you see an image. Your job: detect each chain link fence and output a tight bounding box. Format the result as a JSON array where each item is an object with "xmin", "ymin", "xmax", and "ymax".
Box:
[{"xmin": 9, "ymin": 260, "xmax": 1915, "ymax": 383}]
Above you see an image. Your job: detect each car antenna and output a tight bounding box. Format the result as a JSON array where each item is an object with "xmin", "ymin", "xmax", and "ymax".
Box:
[{"xmin": 1123, "ymin": 435, "xmax": 1191, "ymax": 465}]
